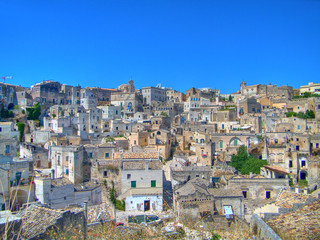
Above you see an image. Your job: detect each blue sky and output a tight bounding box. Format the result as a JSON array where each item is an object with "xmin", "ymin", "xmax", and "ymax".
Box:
[{"xmin": 0, "ymin": 0, "xmax": 319, "ymax": 93}]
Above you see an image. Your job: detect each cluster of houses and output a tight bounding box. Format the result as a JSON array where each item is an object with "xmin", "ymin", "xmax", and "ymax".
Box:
[{"xmin": 0, "ymin": 79, "xmax": 320, "ymax": 238}]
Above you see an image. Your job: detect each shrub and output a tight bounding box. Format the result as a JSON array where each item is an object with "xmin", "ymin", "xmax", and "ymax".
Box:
[
  {"xmin": 26, "ymin": 103, "xmax": 41, "ymax": 120},
  {"xmin": 16, "ymin": 122, "xmax": 25, "ymax": 142},
  {"xmin": 230, "ymin": 145, "xmax": 268, "ymax": 174}
]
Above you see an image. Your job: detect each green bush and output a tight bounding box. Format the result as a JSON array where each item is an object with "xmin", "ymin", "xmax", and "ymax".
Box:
[
  {"xmin": 230, "ymin": 145, "xmax": 268, "ymax": 174},
  {"xmin": 16, "ymin": 122, "xmax": 25, "ymax": 142},
  {"xmin": 27, "ymin": 103, "xmax": 41, "ymax": 120},
  {"xmin": 285, "ymin": 110, "xmax": 315, "ymax": 119},
  {"xmin": 115, "ymin": 199, "xmax": 125, "ymax": 211}
]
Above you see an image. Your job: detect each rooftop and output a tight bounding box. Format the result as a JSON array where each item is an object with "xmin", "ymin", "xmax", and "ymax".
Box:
[
  {"xmin": 122, "ymin": 152, "xmax": 159, "ymax": 159},
  {"xmin": 267, "ymin": 200, "xmax": 320, "ymax": 239}
]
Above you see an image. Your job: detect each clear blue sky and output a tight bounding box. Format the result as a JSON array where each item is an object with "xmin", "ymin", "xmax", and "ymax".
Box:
[{"xmin": 0, "ymin": 0, "xmax": 319, "ymax": 93}]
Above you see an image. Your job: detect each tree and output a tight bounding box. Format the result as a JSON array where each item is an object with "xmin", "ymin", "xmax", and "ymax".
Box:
[
  {"xmin": 17, "ymin": 122, "xmax": 25, "ymax": 142},
  {"xmin": 26, "ymin": 103, "xmax": 41, "ymax": 120},
  {"xmin": 160, "ymin": 112, "xmax": 168, "ymax": 117},
  {"xmin": 230, "ymin": 145, "xmax": 267, "ymax": 174},
  {"xmin": 228, "ymin": 95, "xmax": 233, "ymax": 102}
]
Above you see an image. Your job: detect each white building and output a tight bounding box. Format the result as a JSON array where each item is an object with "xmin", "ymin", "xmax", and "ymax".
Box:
[
  {"xmin": 119, "ymin": 152, "xmax": 163, "ymax": 211},
  {"xmin": 184, "ymin": 97, "xmax": 210, "ymax": 112}
]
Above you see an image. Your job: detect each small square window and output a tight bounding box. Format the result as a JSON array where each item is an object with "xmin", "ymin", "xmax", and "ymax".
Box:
[
  {"xmin": 105, "ymin": 153, "xmax": 109, "ymax": 158},
  {"xmin": 151, "ymin": 180, "xmax": 156, "ymax": 187},
  {"xmin": 127, "ymin": 174, "xmax": 131, "ymax": 179}
]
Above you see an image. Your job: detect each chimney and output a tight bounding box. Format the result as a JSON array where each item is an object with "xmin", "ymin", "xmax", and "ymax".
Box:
[
  {"xmin": 51, "ymin": 169, "xmax": 55, "ymax": 180},
  {"xmin": 145, "ymin": 161, "xmax": 149, "ymax": 170},
  {"xmin": 304, "ymin": 187, "xmax": 309, "ymax": 194},
  {"xmin": 250, "ymin": 172, "xmax": 253, "ymax": 178},
  {"xmin": 295, "ymin": 186, "xmax": 300, "ymax": 193}
]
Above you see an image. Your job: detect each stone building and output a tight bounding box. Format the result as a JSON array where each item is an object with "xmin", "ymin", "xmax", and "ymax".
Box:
[
  {"xmin": 20, "ymin": 142, "xmax": 49, "ymax": 168},
  {"xmin": 80, "ymin": 88, "xmax": 97, "ymax": 109},
  {"xmin": 299, "ymin": 82, "xmax": 320, "ymax": 95},
  {"xmin": 152, "ymin": 101, "xmax": 184, "ymax": 117},
  {"xmin": 0, "ymin": 122, "xmax": 19, "ymax": 139},
  {"xmin": 60, "ymin": 84, "xmax": 81, "ymax": 105},
  {"xmin": 119, "ymin": 152, "xmax": 163, "ymax": 212},
  {"xmin": 129, "ymin": 131, "xmax": 150, "ymax": 148},
  {"xmin": 166, "ymin": 89, "xmax": 186, "ymax": 103},
  {"xmin": 86, "ymin": 87, "xmax": 118, "ymax": 102},
  {"xmin": 184, "ymin": 96, "xmax": 210, "ymax": 112},
  {"xmin": 16, "ymin": 90, "xmax": 33, "ymax": 109},
  {"xmin": 239, "ymin": 80, "xmax": 293, "ymax": 99},
  {"xmin": 239, "ymin": 97, "xmax": 261, "ymax": 115},
  {"xmin": 117, "ymin": 79, "xmax": 135, "ymax": 93},
  {"xmin": 142, "ymin": 86, "xmax": 167, "ymax": 105},
  {"xmin": 111, "ymin": 91, "xmax": 142, "ymax": 118},
  {"xmin": 97, "ymin": 105, "xmax": 121, "ymax": 120},
  {"xmin": 49, "ymin": 145, "xmax": 87, "ymax": 184},
  {"xmin": 0, "ymin": 82, "xmax": 25, "ymax": 107},
  {"xmin": 174, "ymin": 178, "xmax": 214, "ymax": 219},
  {"xmin": 31, "ymin": 80, "xmax": 64, "ymax": 104},
  {"xmin": 171, "ymin": 165, "xmax": 212, "ymax": 191},
  {"xmin": 0, "ymin": 157, "xmax": 35, "ymax": 211}
]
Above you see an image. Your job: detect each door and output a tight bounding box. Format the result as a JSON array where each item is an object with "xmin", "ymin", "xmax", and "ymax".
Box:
[{"xmin": 144, "ymin": 200, "xmax": 150, "ymax": 211}]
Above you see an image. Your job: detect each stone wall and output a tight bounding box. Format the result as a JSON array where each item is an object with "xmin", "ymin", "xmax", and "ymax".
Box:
[{"xmin": 250, "ymin": 214, "xmax": 281, "ymax": 240}]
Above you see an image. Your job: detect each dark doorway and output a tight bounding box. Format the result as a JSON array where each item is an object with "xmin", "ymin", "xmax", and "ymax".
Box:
[
  {"xmin": 300, "ymin": 171, "xmax": 307, "ymax": 180},
  {"xmin": 144, "ymin": 200, "xmax": 150, "ymax": 211},
  {"xmin": 266, "ymin": 191, "xmax": 271, "ymax": 199}
]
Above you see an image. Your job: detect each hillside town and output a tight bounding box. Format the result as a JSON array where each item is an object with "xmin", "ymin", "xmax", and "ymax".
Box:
[{"xmin": 0, "ymin": 79, "xmax": 319, "ymax": 239}]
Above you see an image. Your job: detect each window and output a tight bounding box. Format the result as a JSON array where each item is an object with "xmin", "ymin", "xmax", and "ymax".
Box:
[
  {"xmin": 5, "ymin": 145, "xmax": 10, "ymax": 154},
  {"xmin": 297, "ymin": 125, "xmax": 300, "ymax": 130},
  {"xmin": 242, "ymin": 191, "xmax": 247, "ymax": 198},
  {"xmin": 220, "ymin": 141, "xmax": 223, "ymax": 148},
  {"xmin": 105, "ymin": 153, "xmax": 109, "ymax": 158},
  {"xmin": 134, "ymin": 140, "xmax": 136, "ymax": 144},
  {"xmin": 89, "ymin": 152, "xmax": 93, "ymax": 158},
  {"xmin": 289, "ymin": 160, "xmax": 293, "ymax": 168},
  {"xmin": 234, "ymin": 139, "xmax": 238, "ymax": 146},
  {"xmin": 222, "ymin": 124, "xmax": 224, "ymax": 130},
  {"xmin": 296, "ymin": 145, "xmax": 300, "ymax": 151},
  {"xmin": 104, "ymin": 171, "xmax": 107, "ymax": 177},
  {"xmin": 57, "ymin": 156, "xmax": 60, "ymax": 166},
  {"xmin": 131, "ymin": 181, "xmax": 136, "ymax": 188},
  {"xmin": 301, "ymin": 160, "xmax": 306, "ymax": 167},
  {"xmin": 266, "ymin": 191, "xmax": 271, "ymax": 199},
  {"xmin": 0, "ymin": 127, "xmax": 2, "ymax": 132},
  {"xmin": 151, "ymin": 180, "xmax": 156, "ymax": 187},
  {"xmin": 66, "ymin": 156, "xmax": 69, "ymax": 162},
  {"xmin": 127, "ymin": 174, "xmax": 131, "ymax": 179},
  {"xmin": 66, "ymin": 169, "xmax": 69, "ymax": 175}
]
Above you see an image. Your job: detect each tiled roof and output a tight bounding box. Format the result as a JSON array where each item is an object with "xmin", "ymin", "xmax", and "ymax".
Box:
[
  {"xmin": 51, "ymin": 177, "xmax": 73, "ymax": 187},
  {"xmin": 17, "ymin": 205, "xmax": 63, "ymax": 239},
  {"xmin": 0, "ymin": 122, "xmax": 13, "ymax": 125},
  {"xmin": 122, "ymin": 152, "xmax": 159, "ymax": 159},
  {"xmin": 209, "ymin": 188, "xmax": 243, "ymax": 198},
  {"xmin": 274, "ymin": 190, "xmax": 316, "ymax": 209},
  {"xmin": 263, "ymin": 165, "xmax": 288, "ymax": 174},
  {"xmin": 267, "ymin": 200, "xmax": 320, "ymax": 239},
  {"xmin": 175, "ymin": 178, "xmax": 211, "ymax": 197},
  {"xmin": 74, "ymin": 181, "xmax": 100, "ymax": 191},
  {"xmin": 122, "ymin": 160, "xmax": 162, "ymax": 170}
]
